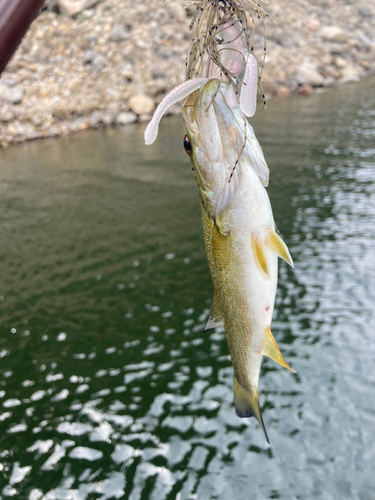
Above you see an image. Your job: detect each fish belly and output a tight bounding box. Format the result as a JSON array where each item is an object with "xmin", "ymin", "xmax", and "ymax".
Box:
[{"xmin": 200, "ymin": 170, "xmax": 277, "ymax": 389}]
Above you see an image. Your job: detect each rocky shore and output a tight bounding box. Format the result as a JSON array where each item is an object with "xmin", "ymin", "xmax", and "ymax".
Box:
[{"xmin": 0, "ymin": 0, "xmax": 374, "ymax": 147}]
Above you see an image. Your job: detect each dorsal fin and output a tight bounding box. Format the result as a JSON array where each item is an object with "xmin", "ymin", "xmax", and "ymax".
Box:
[
  {"xmin": 267, "ymin": 228, "xmax": 294, "ymax": 268},
  {"xmin": 204, "ymin": 292, "xmax": 224, "ymax": 332},
  {"xmin": 251, "ymin": 234, "xmax": 269, "ymax": 277},
  {"xmin": 263, "ymin": 326, "xmax": 296, "ymax": 373}
]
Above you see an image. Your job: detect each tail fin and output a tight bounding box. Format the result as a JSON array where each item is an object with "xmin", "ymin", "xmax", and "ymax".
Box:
[{"xmin": 233, "ymin": 376, "xmax": 270, "ymax": 444}]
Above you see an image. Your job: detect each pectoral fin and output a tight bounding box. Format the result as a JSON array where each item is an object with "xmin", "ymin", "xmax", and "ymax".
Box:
[
  {"xmin": 267, "ymin": 228, "xmax": 294, "ymax": 268},
  {"xmin": 263, "ymin": 326, "xmax": 296, "ymax": 373},
  {"xmin": 251, "ymin": 235, "xmax": 269, "ymax": 277},
  {"xmin": 204, "ymin": 293, "xmax": 224, "ymax": 332},
  {"xmin": 214, "ymin": 219, "xmax": 229, "ymax": 237}
]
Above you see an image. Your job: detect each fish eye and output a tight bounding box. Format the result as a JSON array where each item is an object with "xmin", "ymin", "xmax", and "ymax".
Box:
[{"xmin": 183, "ymin": 135, "xmax": 192, "ymax": 155}]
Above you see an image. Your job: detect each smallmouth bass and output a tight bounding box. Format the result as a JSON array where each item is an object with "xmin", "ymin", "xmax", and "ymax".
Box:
[{"xmin": 145, "ymin": 78, "xmax": 295, "ymax": 443}]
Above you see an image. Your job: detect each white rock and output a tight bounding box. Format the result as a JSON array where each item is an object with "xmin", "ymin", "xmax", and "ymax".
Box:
[
  {"xmin": 0, "ymin": 108, "xmax": 14, "ymax": 122},
  {"xmin": 296, "ymin": 63, "xmax": 324, "ymax": 86},
  {"xmin": 0, "ymin": 84, "xmax": 24, "ymax": 104},
  {"xmin": 89, "ymin": 110, "xmax": 103, "ymax": 127},
  {"xmin": 318, "ymin": 26, "xmax": 347, "ymax": 43},
  {"xmin": 110, "ymin": 24, "xmax": 129, "ymax": 42},
  {"xmin": 84, "ymin": 50, "xmax": 107, "ymax": 69},
  {"xmin": 356, "ymin": 33, "xmax": 375, "ymax": 52},
  {"xmin": 120, "ymin": 61, "xmax": 134, "ymax": 79},
  {"xmin": 334, "ymin": 56, "xmax": 347, "ymax": 69},
  {"xmin": 32, "ymin": 113, "xmax": 44, "ymax": 126},
  {"xmin": 2, "ymin": 78, "xmax": 17, "ymax": 87},
  {"xmin": 57, "ymin": 0, "xmax": 99, "ymax": 17},
  {"xmin": 138, "ymin": 113, "xmax": 152, "ymax": 122},
  {"xmin": 84, "ymin": 50, "xmax": 98, "ymax": 63},
  {"xmin": 102, "ymin": 113, "xmax": 114, "ymax": 125},
  {"xmin": 128, "ymin": 95, "xmax": 155, "ymax": 115},
  {"xmin": 92, "ymin": 54, "xmax": 107, "ymax": 70},
  {"xmin": 116, "ymin": 111, "xmax": 137, "ymax": 125},
  {"xmin": 323, "ymin": 76, "xmax": 336, "ymax": 87},
  {"xmin": 339, "ymin": 68, "xmax": 361, "ymax": 84}
]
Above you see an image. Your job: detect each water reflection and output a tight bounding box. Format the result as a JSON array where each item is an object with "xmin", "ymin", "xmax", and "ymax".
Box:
[{"xmin": 0, "ymin": 78, "xmax": 375, "ymax": 499}]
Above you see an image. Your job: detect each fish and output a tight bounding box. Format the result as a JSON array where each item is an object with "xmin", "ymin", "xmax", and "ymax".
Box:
[
  {"xmin": 146, "ymin": 0, "xmax": 293, "ymax": 443},
  {"xmin": 145, "ymin": 77, "xmax": 295, "ymax": 443},
  {"xmin": 182, "ymin": 79, "xmax": 295, "ymax": 443}
]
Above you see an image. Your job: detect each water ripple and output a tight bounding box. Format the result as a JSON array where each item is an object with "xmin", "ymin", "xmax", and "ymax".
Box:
[{"xmin": 0, "ymin": 77, "xmax": 375, "ymax": 499}]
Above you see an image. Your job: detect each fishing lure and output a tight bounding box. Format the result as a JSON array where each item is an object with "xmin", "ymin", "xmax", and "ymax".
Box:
[{"xmin": 185, "ymin": 0, "xmax": 274, "ymax": 109}]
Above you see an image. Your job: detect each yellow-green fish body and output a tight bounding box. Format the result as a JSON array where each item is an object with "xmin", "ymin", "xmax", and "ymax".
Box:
[
  {"xmin": 182, "ymin": 80, "xmax": 295, "ymax": 442},
  {"xmin": 145, "ymin": 77, "xmax": 295, "ymax": 442}
]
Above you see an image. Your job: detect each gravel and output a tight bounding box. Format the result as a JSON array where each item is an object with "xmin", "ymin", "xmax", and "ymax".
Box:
[{"xmin": 0, "ymin": 0, "xmax": 374, "ymax": 147}]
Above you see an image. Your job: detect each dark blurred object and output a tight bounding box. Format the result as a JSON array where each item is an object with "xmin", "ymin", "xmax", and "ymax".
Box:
[{"xmin": 0, "ymin": 0, "xmax": 45, "ymax": 75}]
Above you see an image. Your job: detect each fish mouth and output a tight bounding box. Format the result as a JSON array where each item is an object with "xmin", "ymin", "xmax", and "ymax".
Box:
[
  {"xmin": 184, "ymin": 79, "xmax": 239, "ymax": 218},
  {"xmin": 196, "ymin": 79, "xmax": 223, "ymax": 107},
  {"xmin": 194, "ymin": 79, "xmax": 227, "ymax": 128},
  {"xmin": 187, "ymin": 79, "xmax": 244, "ymax": 170},
  {"xmin": 182, "ymin": 79, "xmax": 225, "ymax": 132},
  {"xmin": 194, "ymin": 79, "xmax": 243, "ymax": 144},
  {"xmin": 183, "ymin": 78, "xmax": 250, "ymax": 218}
]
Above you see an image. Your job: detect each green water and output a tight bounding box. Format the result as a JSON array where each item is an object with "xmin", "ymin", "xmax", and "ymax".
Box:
[{"xmin": 0, "ymin": 78, "xmax": 374, "ymax": 499}]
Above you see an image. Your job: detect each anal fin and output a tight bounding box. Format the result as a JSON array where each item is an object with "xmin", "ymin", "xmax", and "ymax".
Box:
[
  {"xmin": 251, "ymin": 234, "xmax": 269, "ymax": 277},
  {"xmin": 204, "ymin": 292, "xmax": 224, "ymax": 332},
  {"xmin": 267, "ymin": 228, "xmax": 294, "ymax": 268},
  {"xmin": 263, "ymin": 326, "xmax": 296, "ymax": 373}
]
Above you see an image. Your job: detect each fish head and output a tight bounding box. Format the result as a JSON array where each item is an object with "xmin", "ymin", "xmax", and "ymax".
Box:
[
  {"xmin": 144, "ymin": 76, "xmax": 269, "ymax": 217},
  {"xmin": 182, "ymin": 79, "xmax": 248, "ymax": 218}
]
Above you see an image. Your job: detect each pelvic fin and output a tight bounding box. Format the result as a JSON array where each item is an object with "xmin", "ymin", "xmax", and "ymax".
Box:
[
  {"xmin": 251, "ymin": 234, "xmax": 269, "ymax": 277},
  {"xmin": 204, "ymin": 292, "xmax": 224, "ymax": 331}
]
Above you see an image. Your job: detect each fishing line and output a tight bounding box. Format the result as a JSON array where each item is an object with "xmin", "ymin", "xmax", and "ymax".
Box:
[{"xmin": 229, "ymin": 115, "xmax": 248, "ymax": 183}]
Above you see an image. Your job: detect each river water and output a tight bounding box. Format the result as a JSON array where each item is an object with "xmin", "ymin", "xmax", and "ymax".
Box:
[{"xmin": 0, "ymin": 77, "xmax": 374, "ymax": 499}]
